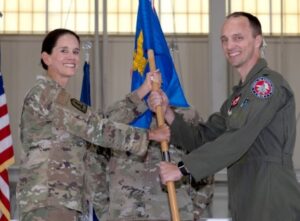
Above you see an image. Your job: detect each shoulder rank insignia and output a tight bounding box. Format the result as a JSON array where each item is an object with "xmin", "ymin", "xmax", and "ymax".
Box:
[
  {"xmin": 251, "ymin": 77, "xmax": 273, "ymax": 99},
  {"xmin": 71, "ymin": 98, "xmax": 87, "ymax": 113}
]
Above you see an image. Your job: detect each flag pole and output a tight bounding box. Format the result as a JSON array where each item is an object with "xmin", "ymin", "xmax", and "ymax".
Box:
[{"xmin": 147, "ymin": 49, "xmax": 181, "ymax": 221}]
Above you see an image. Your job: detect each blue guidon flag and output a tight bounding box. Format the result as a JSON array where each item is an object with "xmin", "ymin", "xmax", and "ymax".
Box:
[{"xmin": 130, "ymin": 0, "xmax": 189, "ymax": 128}]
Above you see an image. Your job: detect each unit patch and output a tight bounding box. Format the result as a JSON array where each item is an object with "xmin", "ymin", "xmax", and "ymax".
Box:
[
  {"xmin": 251, "ymin": 77, "xmax": 273, "ymax": 98},
  {"xmin": 71, "ymin": 98, "xmax": 87, "ymax": 113}
]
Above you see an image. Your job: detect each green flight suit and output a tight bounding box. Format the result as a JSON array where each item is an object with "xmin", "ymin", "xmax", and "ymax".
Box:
[{"xmin": 170, "ymin": 58, "xmax": 300, "ymax": 221}]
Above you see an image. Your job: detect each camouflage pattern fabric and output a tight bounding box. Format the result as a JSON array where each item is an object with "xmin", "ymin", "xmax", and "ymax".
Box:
[
  {"xmin": 84, "ymin": 144, "xmax": 110, "ymax": 221},
  {"xmin": 107, "ymin": 144, "xmax": 214, "ymax": 221},
  {"xmin": 53, "ymin": 89, "xmax": 148, "ymax": 156},
  {"xmin": 17, "ymin": 75, "xmax": 149, "ymax": 220},
  {"xmin": 85, "ymin": 92, "xmax": 150, "ymax": 221},
  {"xmin": 21, "ymin": 206, "xmax": 81, "ymax": 221},
  {"xmin": 105, "ymin": 91, "xmax": 148, "ymax": 123},
  {"xmin": 106, "ymin": 107, "xmax": 214, "ymax": 221}
]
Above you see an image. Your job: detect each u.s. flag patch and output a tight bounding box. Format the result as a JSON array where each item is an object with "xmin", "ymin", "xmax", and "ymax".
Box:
[{"xmin": 251, "ymin": 77, "xmax": 273, "ymax": 98}]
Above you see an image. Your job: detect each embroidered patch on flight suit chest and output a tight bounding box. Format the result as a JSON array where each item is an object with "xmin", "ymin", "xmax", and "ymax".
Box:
[
  {"xmin": 228, "ymin": 94, "xmax": 241, "ymax": 115},
  {"xmin": 231, "ymin": 95, "xmax": 241, "ymax": 108},
  {"xmin": 251, "ymin": 77, "xmax": 273, "ymax": 98}
]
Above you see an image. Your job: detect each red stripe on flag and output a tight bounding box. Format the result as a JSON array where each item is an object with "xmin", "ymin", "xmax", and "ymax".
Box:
[
  {"xmin": 0, "ymin": 214, "xmax": 9, "ymax": 221},
  {"xmin": 0, "ymin": 147, "xmax": 14, "ymax": 166},
  {"xmin": 0, "ymin": 170, "xmax": 9, "ymax": 206},
  {"xmin": 0, "ymin": 126, "xmax": 10, "ymax": 141},
  {"xmin": 0, "ymin": 105, "xmax": 8, "ymax": 118},
  {"xmin": 0, "ymin": 170, "xmax": 10, "ymax": 221},
  {"xmin": 0, "ymin": 74, "xmax": 13, "ymax": 221}
]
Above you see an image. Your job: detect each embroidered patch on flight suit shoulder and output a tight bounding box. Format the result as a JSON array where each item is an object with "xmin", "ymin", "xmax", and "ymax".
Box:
[
  {"xmin": 251, "ymin": 77, "xmax": 273, "ymax": 99},
  {"xmin": 70, "ymin": 98, "xmax": 87, "ymax": 113}
]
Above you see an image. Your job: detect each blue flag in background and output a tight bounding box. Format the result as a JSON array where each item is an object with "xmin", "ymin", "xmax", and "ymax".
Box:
[
  {"xmin": 80, "ymin": 61, "xmax": 91, "ymax": 106},
  {"xmin": 80, "ymin": 62, "xmax": 99, "ymax": 221},
  {"xmin": 131, "ymin": 0, "xmax": 189, "ymax": 128}
]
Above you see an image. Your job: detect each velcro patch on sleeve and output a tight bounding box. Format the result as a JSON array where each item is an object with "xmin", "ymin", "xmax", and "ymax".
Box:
[
  {"xmin": 70, "ymin": 98, "xmax": 87, "ymax": 113},
  {"xmin": 55, "ymin": 89, "xmax": 87, "ymax": 114},
  {"xmin": 251, "ymin": 77, "xmax": 273, "ymax": 99}
]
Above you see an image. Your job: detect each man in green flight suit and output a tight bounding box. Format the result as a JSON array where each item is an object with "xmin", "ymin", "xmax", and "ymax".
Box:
[{"xmin": 148, "ymin": 11, "xmax": 300, "ymax": 221}]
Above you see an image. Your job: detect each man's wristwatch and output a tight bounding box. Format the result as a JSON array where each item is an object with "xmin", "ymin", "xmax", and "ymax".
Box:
[{"xmin": 177, "ymin": 161, "xmax": 190, "ymax": 176}]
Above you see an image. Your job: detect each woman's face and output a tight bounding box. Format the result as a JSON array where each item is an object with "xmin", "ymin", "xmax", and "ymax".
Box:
[{"xmin": 42, "ymin": 33, "xmax": 80, "ymax": 85}]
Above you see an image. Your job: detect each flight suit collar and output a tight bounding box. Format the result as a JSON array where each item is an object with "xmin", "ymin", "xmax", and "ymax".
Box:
[{"xmin": 238, "ymin": 58, "xmax": 268, "ymax": 89}]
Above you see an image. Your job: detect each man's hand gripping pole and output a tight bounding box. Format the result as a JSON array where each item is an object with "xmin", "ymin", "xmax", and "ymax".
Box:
[{"xmin": 147, "ymin": 49, "xmax": 181, "ymax": 221}]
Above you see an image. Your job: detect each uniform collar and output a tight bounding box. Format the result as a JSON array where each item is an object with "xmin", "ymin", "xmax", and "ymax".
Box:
[
  {"xmin": 36, "ymin": 74, "xmax": 63, "ymax": 89},
  {"xmin": 233, "ymin": 58, "xmax": 268, "ymax": 91}
]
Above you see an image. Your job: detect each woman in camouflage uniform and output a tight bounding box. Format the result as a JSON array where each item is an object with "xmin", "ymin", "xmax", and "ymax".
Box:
[{"xmin": 17, "ymin": 28, "xmax": 167, "ymax": 221}]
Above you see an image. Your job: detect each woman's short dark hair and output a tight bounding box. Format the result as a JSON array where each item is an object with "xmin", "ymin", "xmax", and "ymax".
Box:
[
  {"xmin": 41, "ymin": 28, "xmax": 80, "ymax": 70},
  {"xmin": 227, "ymin": 12, "xmax": 262, "ymax": 37}
]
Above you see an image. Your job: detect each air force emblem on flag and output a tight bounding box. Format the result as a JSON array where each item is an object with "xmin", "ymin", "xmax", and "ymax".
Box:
[{"xmin": 251, "ymin": 77, "xmax": 273, "ymax": 99}]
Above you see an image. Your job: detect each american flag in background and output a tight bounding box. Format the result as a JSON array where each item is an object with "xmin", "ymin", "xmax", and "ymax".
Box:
[{"xmin": 0, "ymin": 72, "xmax": 14, "ymax": 221}]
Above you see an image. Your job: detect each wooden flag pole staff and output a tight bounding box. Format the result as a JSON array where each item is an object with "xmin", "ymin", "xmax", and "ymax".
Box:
[{"xmin": 147, "ymin": 49, "xmax": 181, "ymax": 221}]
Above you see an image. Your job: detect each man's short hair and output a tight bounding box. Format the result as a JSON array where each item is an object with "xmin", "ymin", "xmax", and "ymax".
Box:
[{"xmin": 227, "ymin": 11, "xmax": 262, "ymax": 37}]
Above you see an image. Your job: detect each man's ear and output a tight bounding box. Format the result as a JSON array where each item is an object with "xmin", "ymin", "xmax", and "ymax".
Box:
[
  {"xmin": 255, "ymin": 35, "xmax": 263, "ymax": 49},
  {"xmin": 41, "ymin": 52, "xmax": 51, "ymax": 66}
]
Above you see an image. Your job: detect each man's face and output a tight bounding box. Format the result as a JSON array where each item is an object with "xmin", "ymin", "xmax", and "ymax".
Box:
[{"xmin": 220, "ymin": 16, "xmax": 261, "ymax": 71}]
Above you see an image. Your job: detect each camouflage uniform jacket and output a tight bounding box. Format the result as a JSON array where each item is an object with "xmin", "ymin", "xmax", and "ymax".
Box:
[
  {"xmin": 107, "ymin": 109, "xmax": 215, "ymax": 221},
  {"xmin": 84, "ymin": 85, "xmax": 150, "ymax": 220},
  {"xmin": 17, "ymin": 75, "xmax": 149, "ymax": 215}
]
